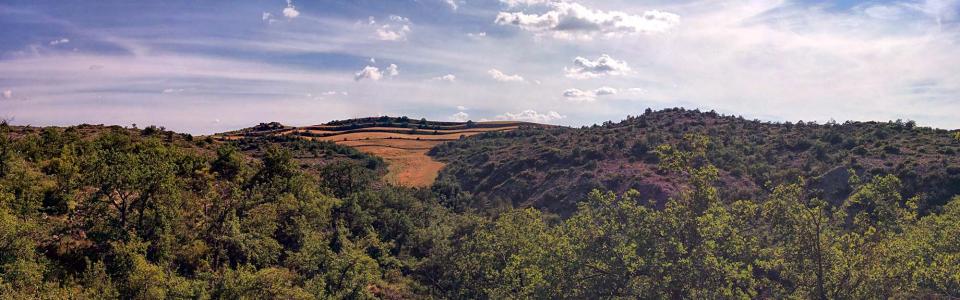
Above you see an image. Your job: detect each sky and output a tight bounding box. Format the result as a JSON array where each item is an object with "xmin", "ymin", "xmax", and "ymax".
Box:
[{"xmin": 1, "ymin": 0, "xmax": 958, "ymax": 134}]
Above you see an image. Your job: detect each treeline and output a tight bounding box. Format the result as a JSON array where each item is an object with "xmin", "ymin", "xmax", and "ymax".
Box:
[{"xmin": 1, "ymin": 122, "xmax": 959, "ymax": 298}]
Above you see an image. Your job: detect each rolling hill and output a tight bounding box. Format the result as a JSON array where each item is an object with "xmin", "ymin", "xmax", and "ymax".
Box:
[
  {"xmin": 216, "ymin": 117, "xmax": 544, "ymax": 187},
  {"xmin": 429, "ymin": 108, "xmax": 960, "ymax": 215},
  {"xmin": 3, "ymin": 110, "xmax": 960, "ymax": 298},
  {"xmin": 214, "ymin": 109, "xmax": 960, "ymax": 218}
]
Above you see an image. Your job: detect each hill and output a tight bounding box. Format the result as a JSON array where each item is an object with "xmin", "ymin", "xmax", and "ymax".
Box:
[
  {"xmin": 217, "ymin": 117, "xmax": 543, "ymax": 187},
  {"xmin": 429, "ymin": 108, "xmax": 960, "ymax": 215},
  {"xmin": 3, "ymin": 113, "xmax": 960, "ymax": 298}
]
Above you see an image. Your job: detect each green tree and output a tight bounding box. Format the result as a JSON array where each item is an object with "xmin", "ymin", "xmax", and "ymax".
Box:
[
  {"xmin": 439, "ymin": 209, "xmax": 563, "ymax": 299},
  {"xmin": 558, "ymin": 190, "xmax": 658, "ymax": 298}
]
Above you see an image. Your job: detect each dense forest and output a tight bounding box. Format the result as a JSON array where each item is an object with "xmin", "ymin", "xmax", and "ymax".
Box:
[{"xmin": 1, "ymin": 108, "xmax": 959, "ymax": 298}]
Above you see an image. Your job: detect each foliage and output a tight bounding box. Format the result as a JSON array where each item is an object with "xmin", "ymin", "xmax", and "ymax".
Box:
[
  {"xmin": 427, "ymin": 136, "xmax": 960, "ymax": 298},
  {"xmin": 1, "ymin": 118, "xmax": 958, "ymax": 298},
  {"xmin": 430, "ymin": 108, "xmax": 960, "ymax": 215},
  {"xmin": 0, "ymin": 124, "xmax": 449, "ymax": 298}
]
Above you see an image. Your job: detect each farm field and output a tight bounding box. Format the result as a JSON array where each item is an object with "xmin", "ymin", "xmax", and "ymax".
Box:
[{"xmin": 218, "ymin": 119, "xmax": 534, "ymax": 187}]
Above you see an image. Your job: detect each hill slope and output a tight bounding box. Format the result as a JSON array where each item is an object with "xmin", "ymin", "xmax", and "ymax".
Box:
[
  {"xmin": 217, "ymin": 117, "xmax": 542, "ymax": 187},
  {"xmin": 430, "ymin": 108, "xmax": 960, "ymax": 215}
]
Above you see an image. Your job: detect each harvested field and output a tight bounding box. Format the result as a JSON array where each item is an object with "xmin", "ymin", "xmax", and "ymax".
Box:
[
  {"xmin": 339, "ymin": 139, "xmax": 438, "ymax": 150},
  {"xmin": 351, "ymin": 144, "xmax": 444, "ymax": 187},
  {"xmin": 218, "ymin": 120, "xmax": 537, "ymax": 187},
  {"xmin": 312, "ymin": 131, "xmax": 484, "ymax": 142}
]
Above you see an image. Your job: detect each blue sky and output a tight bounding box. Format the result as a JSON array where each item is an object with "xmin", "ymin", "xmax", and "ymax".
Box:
[{"xmin": 1, "ymin": 0, "xmax": 958, "ymax": 134}]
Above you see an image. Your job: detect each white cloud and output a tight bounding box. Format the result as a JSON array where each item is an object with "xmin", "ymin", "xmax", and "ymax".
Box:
[
  {"xmin": 376, "ymin": 26, "xmax": 410, "ymax": 41},
  {"xmin": 161, "ymin": 88, "xmax": 185, "ymax": 94},
  {"xmin": 562, "ymin": 88, "xmax": 594, "ymax": 101},
  {"xmin": 370, "ymin": 15, "xmax": 412, "ymax": 41},
  {"xmin": 499, "ymin": 0, "xmax": 554, "ymax": 8},
  {"xmin": 5, "ymin": 0, "xmax": 960, "ymax": 131},
  {"xmin": 314, "ymin": 90, "xmax": 347, "ymax": 99},
  {"xmin": 444, "ymin": 0, "xmax": 458, "ymax": 11},
  {"xmin": 283, "ymin": 0, "xmax": 300, "ymax": 19},
  {"xmin": 354, "ymin": 66, "xmax": 383, "ymax": 81},
  {"xmin": 2, "ymin": 90, "xmax": 11, "ymax": 99},
  {"xmin": 450, "ymin": 111, "xmax": 470, "ymax": 122},
  {"xmin": 488, "ymin": 69, "xmax": 525, "ymax": 82},
  {"xmin": 432, "ymin": 74, "xmax": 457, "ymax": 82},
  {"xmin": 565, "ymin": 54, "xmax": 631, "ymax": 79},
  {"xmin": 492, "ymin": 109, "xmax": 565, "ymax": 123},
  {"xmin": 495, "ymin": 2, "xmax": 680, "ymax": 39},
  {"xmin": 599, "ymin": 0, "xmax": 960, "ymax": 127},
  {"xmin": 456, "ymin": 105, "xmax": 468, "ymax": 111},
  {"xmin": 49, "ymin": 38, "xmax": 70, "ymax": 46},
  {"xmin": 354, "ymin": 63, "xmax": 396, "ymax": 81},
  {"xmin": 262, "ymin": 12, "xmax": 278, "ymax": 24},
  {"xmin": 562, "ymin": 87, "xmax": 617, "ymax": 102},
  {"xmin": 386, "ymin": 64, "xmax": 399, "ymax": 76},
  {"xmin": 467, "ymin": 32, "xmax": 487, "ymax": 39},
  {"xmin": 593, "ymin": 86, "xmax": 617, "ymax": 95}
]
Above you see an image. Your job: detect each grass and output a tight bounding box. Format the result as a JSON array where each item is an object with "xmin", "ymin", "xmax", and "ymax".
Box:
[{"xmin": 218, "ymin": 120, "xmax": 529, "ymax": 187}]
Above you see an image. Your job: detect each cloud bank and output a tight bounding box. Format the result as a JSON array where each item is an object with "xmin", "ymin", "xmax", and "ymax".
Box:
[
  {"xmin": 563, "ymin": 86, "xmax": 617, "ymax": 102},
  {"xmin": 491, "ymin": 109, "xmax": 565, "ymax": 123},
  {"xmin": 495, "ymin": 2, "xmax": 680, "ymax": 39}
]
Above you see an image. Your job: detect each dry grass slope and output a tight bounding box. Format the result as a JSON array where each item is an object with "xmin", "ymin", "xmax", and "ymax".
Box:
[{"xmin": 219, "ymin": 120, "xmax": 529, "ymax": 187}]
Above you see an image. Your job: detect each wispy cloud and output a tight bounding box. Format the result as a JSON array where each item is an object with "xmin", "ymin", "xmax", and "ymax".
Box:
[
  {"xmin": 1, "ymin": 0, "xmax": 959, "ymax": 133},
  {"xmin": 48, "ymin": 38, "xmax": 70, "ymax": 45},
  {"xmin": 488, "ymin": 69, "xmax": 525, "ymax": 82},
  {"xmin": 563, "ymin": 86, "xmax": 617, "ymax": 102},
  {"xmin": 369, "ymin": 15, "xmax": 412, "ymax": 41},
  {"xmin": 489, "ymin": 109, "xmax": 565, "ymax": 123},
  {"xmin": 432, "ymin": 74, "xmax": 457, "ymax": 82}
]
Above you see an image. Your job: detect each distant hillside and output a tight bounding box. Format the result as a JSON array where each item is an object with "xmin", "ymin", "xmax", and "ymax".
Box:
[
  {"xmin": 3, "ymin": 123, "xmax": 385, "ymax": 178},
  {"xmin": 429, "ymin": 108, "xmax": 960, "ymax": 215},
  {"xmin": 217, "ymin": 116, "xmax": 546, "ymax": 187}
]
